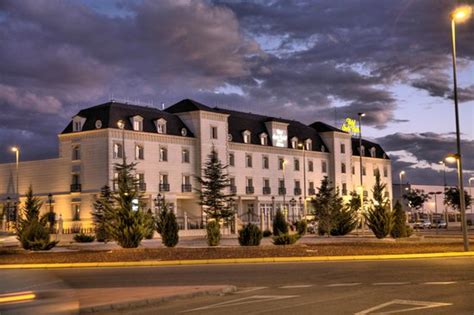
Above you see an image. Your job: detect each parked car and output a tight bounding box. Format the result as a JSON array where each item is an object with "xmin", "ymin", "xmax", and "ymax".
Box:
[
  {"xmin": 413, "ymin": 219, "xmax": 432, "ymax": 229},
  {"xmin": 433, "ymin": 220, "xmax": 447, "ymax": 229}
]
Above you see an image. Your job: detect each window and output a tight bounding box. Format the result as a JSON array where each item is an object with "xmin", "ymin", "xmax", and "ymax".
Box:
[
  {"xmin": 262, "ymin": 155, "xmax": 269, "ymax": 169},
  {"xmin": 247, "ymin": 177, "xmax": 253, "ymax": 187},
  {"xmin": 160, "ymin": 173, "xmax": 168, "ymax": 185},
  {"xmin": 211, "ymin": 126, "xmax": 218, "ymax": 139},
  {"xmin": 156, "ymin": 119, "xmax": 167, "ymax": 134},
  {"xmin": 360, "ymin": 146, "xmax": 365, "ymax": 156},
  {"xmin": 309, "ymin": 181, "xmax": 315, "ymax": 190},
  {"xmin": 113, "ymin": 143, "xmax": 123, "ymax": 159},
  {"xmin": 305, "ymin": 140, "xmax": 312, "ymax": 151},
  {"xmin": 295, "ymin": 180, "xmax": 301, "ymax": 189},
  {"xmin": 230, "ymin": 177, "xmax": 236, "ymax": 188},
  {"xmin": 72, "ymin": 173, "xmax": 80, "ymax": 185},
  {"xmin": 308, "ymin": 160, "xmax": 314, "ymax": 172},
  {"xmin": 373, "ymin": 167, "xmax": 379, "ymax": 176},
  {"xmin": 279, "ymin": 179, "xmax": 285, "ymax": 188},
  {"xmin": 136, "ymin": 173, "xmax": 145, "ymax": 184},
  {"xmin": 370, "ymin": 147, "xmax": 376, "ymax": 158},
  {"xmin": 383, "ymin": 166, "xmax": 388, "ymax": 177},
  {"xmin": 291, "ymin": 138, "xmax": 298, "ymax": 149},
  {"xmin": 362, "ymin": 166, "xmax": 366, "ymax": 176},
  {"xmin": 260, "ymin": 133, "xmax": 268, "ymax": 145},
  {"xmin": 342, "ymin": 183, "xmax": 348, "ymax": 196},
  {"xmin": 135, "ymin": 145, "xmax": 144, "ymax": 160},
  {"xmin": 113, "ymin": 172, "xmax": 119, "ymax": 190},
  {"xmin": 245, "ymin": 154, "xmax": 253, "ymax": 168},
  {"xmin": 182, "ymin": 175, "xmax": 191, "ymax": 192},
  {"xmin": 72, "ymin": 146, "xmax": 80, "ymax": 160},
  {"xmin": 278, "ymin": 157, "xmax": 284, "ymax": 170},
  {"xmin": 131, "ymin": 116, "xmax": 143, "ymax": 131},
  {"xmin": 294, "ymin": 158, "xmax": 300, "ymax": 171},
  {"xmin": 182, "ymin": 175, "xmax": 191, "ymax": 185},
  {"xmin": 243, "ymin": 130, "xmax": 251, "ymax": 144},
  {"xmin": 73, "ymin": 121, "xmax": 82, "ymax": 132},
  {"xmin": 340, "ymin": 143, "xmax": 346, "ymax": 154},
  {"xmin": 229, "ymin": 152, "xmax": 235, "ymax": 167},
  {"xmin": 159, "ymin": 147, "xmax": 168, "ymax": 162},
  {"xmin": 321, "ymin": 145, "xmax": 326, "ymax": 152},
  {"xmin": 72, "ymin": 204, "xmax": 81, "ymax": 221},
  {"xmin": 322, "ymin": 161, "xmax": 327, "ymax": 173},
  {"xmin": 263, "ymin": 178, "xmax": 270, "ymax": 188},
  {"xmin": 352, "ymin": 165, "xmax": 355, "ymax": 175},
  {"xmin": 341, "ymin": 162, "xmax": 346, "ymax": 174},
  {"xmin": 182, "ymin": 149, "xmax": 190, "ymax": 163}
]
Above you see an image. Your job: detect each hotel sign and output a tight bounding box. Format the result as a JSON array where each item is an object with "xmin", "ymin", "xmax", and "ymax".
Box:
[
  {"xmin": 341, "ymin": 118, "xmax": 360, "ymax": 135},
  {"xmin": 272, "ymin": 129, "xmax": 288, "ymax": 148}
]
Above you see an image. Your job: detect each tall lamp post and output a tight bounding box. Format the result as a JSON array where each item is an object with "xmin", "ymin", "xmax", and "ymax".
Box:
[
  {"xmin": 282, "ymin": 159, "xmax": 287, "ymax": 219},
  {"xmin": 298, "ymin": 143, "xmax": 307, "ymax": 218},
  {"xmin": 357, "ymin": 112, "xmax": 366, "ymax": 229},
  {"xmin": 438, "ymin": 161, "xmax": 447, "ymax": 187},
  {"xmin": 399, "ymin": 171, "xmax": 405, "ymax": 199},
  {"xmin": 448, "ymin": 6, "xmax": 471, "ymax": 252},
  {"xmin": 11, "ymin": 147, "xmax": 19, "ymax": 229},
  {"xmin": 117, "ymin": 120, "xmax": 126, "ymax": 163}
]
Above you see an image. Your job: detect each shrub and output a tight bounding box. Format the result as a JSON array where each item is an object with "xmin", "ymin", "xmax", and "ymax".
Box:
[
  {"xmin": 144, "ymin": 210, "xmax": 155, "ymax": 240},
  {"xmin": 330, "ymin": 208, "xmax": 358, "ymax": 236},
  {"xmin": 19, "ymin": 220, "xmax": 58, "ymax": 251},
  {"xmin": 406, "ymin": 225, "xmax": 414, "ymax": 237},
  {"xmin": 295, "ymin": 220, "xmax": 307, "ymax": 236},
  {"xmin": 238, "ymin": 223, "xmax": 263, "ymax": 246},
  {"xmin": 390, "ymin": 201, "xmax": 408, "ymax": 238},
  {"xmin": 263, "ymin": 229, "xmax": 272, "ymax": 237},
  {"xmin": 365, "ymin": 172, "xmax": 393, "ymax": 239},
  {"xmin": 162, "ymin": 211, "xmax": 179, "ymax": 247},
  {"xmin": 206, "ymin": 220, "xmax": 221, "ymax": 246},
  {"xmin": 272, "ymin": 233, "xmax": 300, "ymax": 245},
  {"xmin": 273, "ymin": 209, "xmax": 288, "ymax": 236},
  {"xmin": 74, "ymin": 233, "xmax": 95, "ymax": 243}
]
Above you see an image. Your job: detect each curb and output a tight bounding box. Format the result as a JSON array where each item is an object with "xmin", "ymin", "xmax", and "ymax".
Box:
[
  {"xmin": 1, "ymin": 251, "xmax": 474, "ymax": 269},
  {"xmin": 80, "ymin": 285, "xmax": 237, "ymax": 313}
]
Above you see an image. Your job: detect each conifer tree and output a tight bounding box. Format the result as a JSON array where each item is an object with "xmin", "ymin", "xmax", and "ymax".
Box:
[
  {"xmin": 365, "ymin": 171, "xmax": 393, "ymax": 239},
  {"xmin": 272, "ymin": 209, "xmax": 288, "ymax": 236},
  {"xmin": 155, "ymin": 198, "xmax": 179, "ymax": 247},
  {"xmin": 92, "ymin": 185, "xmax": 113, "ymax": 242},
  {"xmin": 390, "ymin": 200, "xmax": 408, "ymax": 238}
]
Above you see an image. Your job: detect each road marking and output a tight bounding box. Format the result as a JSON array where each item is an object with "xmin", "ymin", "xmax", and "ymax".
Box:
[
  {"xmin": 182, "ymin": 295, "xmax": 299, "ymax": 312},
  {"xmin": 326, "ymin": 283, "xmax": 361, "ymax": 287},
  {"xmin": 354, "ymin": 299, "xmax": 452, "ymax": 315},
  {"xmin": 423, "ymin": 281, "xmax": 456, "ymax": 285},
  {"xmin": 279, "ymin": 285, "xmax": 313, "ymax": 289},
  {"xmin": 372, "ymin": 282, "xmax": 410, "ymax": 286},
  {"xmin": 235, "ymin": 287, "xmax": 267, "ymax": 294}
]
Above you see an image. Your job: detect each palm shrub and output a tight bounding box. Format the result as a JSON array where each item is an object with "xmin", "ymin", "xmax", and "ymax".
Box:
[
  {"xmin": 92, "ymin": 185, "xmax": 113, "ymax": 242},
  {"xmin": 238, "ymin": 223, "xmax": 263, "ymax": 246},
  {"xmin": 391, "ymin": 201, "xmax": 408, "ymax": 238},
  {"xmin": 103, "ymin": 160, "xmax": 147, "ymax": 248},
  {"xmin": 272, "ymin": 209, "xmax": 288, "ymax": 236},
  {"xmin": 365, "ymin": 171, "xmax": 393, "ymax": 239},
  {"xmin": 206, "ymin": 220, "xmax": 220, "ymax": 246},
  {"xmin": 17, "ymin": 186, "xmax": 58, "ymax": 251},
  {"xmin": 295, "ymin": 220, "xmax": 307, "ymax": 236}
]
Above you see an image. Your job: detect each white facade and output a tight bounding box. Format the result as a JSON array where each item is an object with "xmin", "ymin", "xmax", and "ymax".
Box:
[{"xmin": 0, "ymin": 100, "xmax": 392, "ymax": 231}]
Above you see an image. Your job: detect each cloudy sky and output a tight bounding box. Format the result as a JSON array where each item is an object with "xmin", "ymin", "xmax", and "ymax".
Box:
[{"xmin": 1, "ymin": 0, "xmax": 473, "ymax": 185}]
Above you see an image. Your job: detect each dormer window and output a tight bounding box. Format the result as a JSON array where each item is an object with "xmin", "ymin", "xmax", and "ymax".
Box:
[
  {"xmin": 260, "ymin": 133, "xmax": 268, "ymax": 145},
  {"xmin": 291, "ymin": 137, "xmax": 298, "ymax": 149},
  {"xmin": 305, "ymin": 139, "xmax": 312, "ymax": 151},
  {"xmin": 370, "ymin": 147, "xmax": 376, "ymax": 158},
  {"xmin": 243, "ymin": 130, "xmax": 251, "ymax": 144},
  {"xmin": 321, "ymin": 145, "xmax": 326, "ymax": 152},
  {"xmin": 72, "ymin": 115, "xmax": 86, "ymax": 132},
  {"xmin": 130, "ymin": 115, "xmax": 143, "ymax": 131},
  {"xmin": 360, "ymin": 145, "xmax": 365, "ymax": 156},
  {"xmin": 155, "ymin": 118, "xmax": 167, "ymax": 134}
]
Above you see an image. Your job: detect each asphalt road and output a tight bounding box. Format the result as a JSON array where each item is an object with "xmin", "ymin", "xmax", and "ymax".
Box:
[{"xmin": 3, "ymin": 257, "xmax": 474, "ymax": 314}]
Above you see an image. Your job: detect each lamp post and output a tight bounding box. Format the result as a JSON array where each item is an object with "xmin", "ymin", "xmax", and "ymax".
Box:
[
  {"xmin": 399, "ymin": 171, "xmax": 405, "ymax": 199},
  {"xmin": 438, "ymin": 161, "xmax": 447, "ymax": 187},
  {"xmin": 298, "ymin": 196, "xmax": 303, "ymax": 220},
  {"xmin": 282, "ymin": 159, "xmax": 287, "ymax": 220},
  {"xmin": 357, "ymin": 113, "xmax": 365, "ymax": 229},
  {"xmin": 298, "ymin": 143, "xmax": 307, "ymax": 217},
  {"xmin": 117, "ymin": 120, "xmax": 126, "ymax": 163},
  {"xmin": 11, "ymin": 147, "xmax": 20, "ymax": 229},
  {"xmin": 445, "ymin": 153, "xmax": 469, "ymax": 251},
  {"xmin": 289, "ymin": 198, "xmax": 296, "ymax": 223}
]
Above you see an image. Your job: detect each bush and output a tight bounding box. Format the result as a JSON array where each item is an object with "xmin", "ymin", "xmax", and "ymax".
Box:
[
  {"xmin": 144, "ymin": 210, "xmax": 155, "ymax": 240},
  {"xmin": 162, "ymin": 211, "xmax": 179, "ymax": 247},
  {"xmin": 263, "ymin": 230, "xmax": 272, "ymax": 237},
  {"xmin": 273, "ymin": 209, "xmax": 288, "ymax": 236},
  {"xmin": 390, "ymin": 201, "xmax": 408, "ymax": 238},
  {"xmin": 406, "ymin": 225, "xmax": 414, "ymax": 237},
  {"xmin": 330, "ymin": 208, "xmax": 358, "ymax": 236},
  {"xmin": 272, "ymin": 233, "xmax": 300, "ymax": 245},
  {"xmin": 295, "ymin": 220, "xmax": 307, "ymax": 236},
  {"xmin": 238, "ymin": 223, "xmax": 263, "ymax": 246},
  {"xmin": 206, "ymin": 220, "xmax": 221, "ymax": 246},
  {"xmin": 74, "ymin": 233, "xmax": 95, "ymax": 243},
  {"xmin": 19, "ymin": 220, "xmax": 58, "ymax": 251}
]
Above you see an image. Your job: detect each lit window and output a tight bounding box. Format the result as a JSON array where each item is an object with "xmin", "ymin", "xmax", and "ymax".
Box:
[
  {"xmin": 159, "ymin": 147, "xmax": 168, "ymax": 162},
  {"xmin": 182, "ymin": 149, "xmax": 190, "ymax": 163},
  {"xmin": 72, "ymin": 204, "xmax": 81, "ymax": 221},
  {"xmin": 113, "ymin": 143, "xmax": 123, "ymax": 159},
  {"xmin": 135, "ymin": 145, "xmax": 144, "ymax": 160},
  {"xmin": 210, "ymin": 126, "xmax": 218, "ymax": 139}
]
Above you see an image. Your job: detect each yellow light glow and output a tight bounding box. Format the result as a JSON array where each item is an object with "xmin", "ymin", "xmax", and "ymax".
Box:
[
  {"xmin": 0, "ymin": 291, "xmax": 36, "ymax": 304},
  {"xmin": 399, "ymin": 171, "xmax": 405, "ymax": 176},
  {"xmin": 445, "ymin": 155, "xmax": 458, "ymax": 164},
  {"xmin": 11, "ymin": 147, "xmax": 18, "ymax": 152},
  {"xmin": 117, "ymin": 120, "xmax": 124, "ymax": 129},
  {"xmin": 452, "ymin": 6, "xmax": 472, "ymax": 23}
]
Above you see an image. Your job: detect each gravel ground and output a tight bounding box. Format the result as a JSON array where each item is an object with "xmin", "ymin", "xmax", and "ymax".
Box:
[{"xmin": 0, "ymin": 241, "xmax": 466, "ymax": 264}]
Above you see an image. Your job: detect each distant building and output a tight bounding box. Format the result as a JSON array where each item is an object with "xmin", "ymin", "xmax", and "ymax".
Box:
[{"xmin": 0, "ymin": 99, "xmax": 392, "ymax": 232}]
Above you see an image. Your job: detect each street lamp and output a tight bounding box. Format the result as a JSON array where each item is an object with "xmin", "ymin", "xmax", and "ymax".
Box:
[
  {"xmin": 445, "ymin": 152, "xmax": 469, "ymax": 251},
  {"xmin": 298, "ymin": 143, "xmax": 307, "ymax": 217},
  {"xmin": 357, "ymin": 113, "xmax": 365, "ymax": 230},
  {"xmin": 117, "ymin": 120, "xmax": 126, "ymax": 162},
  {"xmin": 289, "ymin": 198, "xmax": 296, "ymax": 222},
  {"xmin": 438, "ymin": 161, "xmax": 447, "ymax": 187},
  {"xmin": 11, "ymin": 147, "xmax": 19, "ymax": 197},
  {"xmin": 282, "ymin": 159, "xmax": 287, "ymax": 219},
  {"xmin": 399, "ymin": 170, "xmax": 405, "ymax": 198}
]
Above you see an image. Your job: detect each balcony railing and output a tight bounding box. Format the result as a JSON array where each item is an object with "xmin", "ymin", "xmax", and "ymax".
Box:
[
  {"xmin": 70, "ymin": 184, "xmax": 82, "ymax": 192},
  {"xmin": 278, "ymin": 187, "xmax": 286, "ymax": 195},
  {"xmin": 230, "ymin": 186, "xmax": 237, "ymax": 194},
  {"xmin": 294, "ymin": 187, "xmax": 302, "ymax": 195},
  {"xmin": 262, "ymin": 187, "xmax": 271, "ymax": 195},
  {"xmin": 159, "ymin": 183, "xmax": 170, "ymax": 192},
  {"xmin": 138, "ymin": 182, "xmax": 147, "ymax": 192},
  {"xmin": 308, "ymin": 188, "xmax": 316, "ymax": 195},
  {"xmin": 182, "ymin": 184, "xmax": 192, "ymax": 192},
  {"xmin": 246, "ymin": 186, "xmax": 254, "ymax": 194}
]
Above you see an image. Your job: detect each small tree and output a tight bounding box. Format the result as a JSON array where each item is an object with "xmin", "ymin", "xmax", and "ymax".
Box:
[
  {"xmin": 156, "ymin": 200, "xmax": 179, "ymax": 247},
  {"xmin": 92, "ymin": 185, "xmax": 113, "ymax": 242},
  {"xmin": 391, "ymin": 200, "xmax": 408, "ymax": 238},
  {"xmin": 311, "ymin": 177, "xmax": 334, "ymax": 236},
  {"xmin": 238, "ymin": 223, "xmax": 263, "ymax": 246},
  {"xmin": 17, "ymin": 186, "xmax": 58, "ymax": 251},
  {"xmin": 206, "ymin": 220, "xmax": 220, "ymax": 246},
  {"xmin": 444, "ymin": 187, "xmax": 472, "ymax": 211},
  {"xmin": 403, "ymin": 188, "xmax": 429, "ymax": 217},
  {"xmin": 272, "ymin": 209, "xmax": 288, "ymax": 236},
  {"xmin": 103, "ymin": 160, "xmax": 147, "ymax": 248},
  {"xmin": 144, "ymin": 209, "xmax": 155, "ymax": 240},
  {"xmin": 365, "ymin": 171, "xmax": 393, "ymax": 239}
]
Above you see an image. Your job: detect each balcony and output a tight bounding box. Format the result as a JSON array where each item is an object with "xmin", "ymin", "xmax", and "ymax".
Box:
[
  {"xmin": 138, "ymin": 182, "xmax": 147, "ymax": 192},
  {"xmin": 246, "ymin": 186, "xmax": 254, "ymax": 194},
  {"xmin": 70, "ymin": 184, "xmax": 82, "ymax": 192},
  {"xmin": 294, "ymin": 187, "xmax": 302, "ymax": 195},
  {"xmin": 230, "ymin": 186, "xmax": 237, "ymax": 194},
  {"xmin": 262, "ymin": 187, "xmax": 271, "ymax": 195},
  {"xmin": 182, "ymin": 184, "xmax": 192, "ymax": 192},
  {"xmin": 308, "ymin": 188, "xmax": 316, "ymax": 195},
  {"xmin": 159, "ymin": 183, "xmax": 170, "ymax": 192},
  {"xmin": 278, "ymin": 187, "xmax": 286, "ymax": 195}
]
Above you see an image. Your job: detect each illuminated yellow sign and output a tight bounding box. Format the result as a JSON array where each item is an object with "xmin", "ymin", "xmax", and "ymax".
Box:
[{"xmin": 341, "ymin": 118, "xmax": 360, "ymax": 134}]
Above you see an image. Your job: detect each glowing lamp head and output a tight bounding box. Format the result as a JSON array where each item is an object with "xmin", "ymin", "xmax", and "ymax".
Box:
[
  {"xmin": 117, "ymin": 120, "xmax": 125, "ymax": 129},
  {"xmin": 451, "ymin": 6, "xmax": 472, "ymax": 23},
  {"xmin": 399, "ymin": 171, "xmax": 405, "ymax": 176},
  {"xmin": 445, "ymin": 153, "xmax": 459, "ymax": 164},
  {"xmin": 11, "ymin": 147, "xmax": 18, "ymax": 152},
  {"xmin": 358, "ymin": 112, "xmax": 366, "ymax": 117}
]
